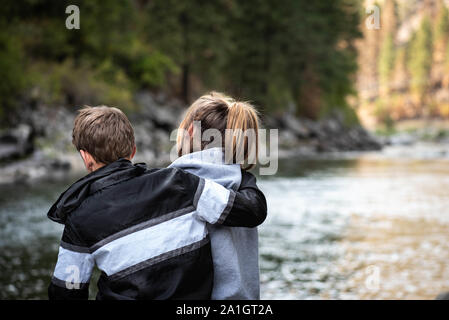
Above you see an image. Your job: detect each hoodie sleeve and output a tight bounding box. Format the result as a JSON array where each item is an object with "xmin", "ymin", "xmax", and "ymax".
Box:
[
  {"xmin": 194, "ymin": 171, "xmax": 267, "ymax": 228},
  {"xmin": 221, "ymin": 171, "xmax": 267, "ymax": 227},
  {"xmin": 48, "ymin": 222, "xmax": 94, "ymax": 300}
]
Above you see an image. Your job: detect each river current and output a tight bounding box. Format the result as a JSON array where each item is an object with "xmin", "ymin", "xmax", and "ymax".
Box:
[{"xmin": 1, "ymin": 143, "xmax": 448, "ymax": 299}]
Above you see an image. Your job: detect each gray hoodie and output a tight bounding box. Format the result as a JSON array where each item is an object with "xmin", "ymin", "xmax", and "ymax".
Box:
[{"xmin": 169, "ymin": 147, "xmax": 260, "ymax": 299}]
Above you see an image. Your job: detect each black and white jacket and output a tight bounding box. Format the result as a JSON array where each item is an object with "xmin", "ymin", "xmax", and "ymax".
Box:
[{"xmin": 47, "ymin": 158, "xmax": 267, "ymax": 300}]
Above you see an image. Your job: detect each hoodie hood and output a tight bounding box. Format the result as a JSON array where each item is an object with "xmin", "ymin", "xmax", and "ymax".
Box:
[
  {"xmin": 169, "ymin": 147, "xmax": 241, "ymax": 191},
  {"xmin": 47, "ymin": 158, "xmax": 147, "ymax": 224}
]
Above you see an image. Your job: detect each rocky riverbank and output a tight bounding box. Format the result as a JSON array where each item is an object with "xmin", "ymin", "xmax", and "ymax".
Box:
[
  {"xmin": 0, "ymin": 93, "xmax": 383, "ymax": 184},
  {"xmin": 264, "ymin": 111, "xmax": 382, "ymax": 158}
]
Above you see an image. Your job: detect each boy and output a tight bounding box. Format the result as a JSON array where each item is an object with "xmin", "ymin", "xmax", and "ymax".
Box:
[{"xmin": 47, "ymin": 106, "xmax": 266, "ymax": 300}]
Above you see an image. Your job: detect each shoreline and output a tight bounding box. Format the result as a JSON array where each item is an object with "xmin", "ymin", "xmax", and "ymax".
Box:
[{"xmin": 0, "ymin": 94, "xmax": 385, "ymax": 185}]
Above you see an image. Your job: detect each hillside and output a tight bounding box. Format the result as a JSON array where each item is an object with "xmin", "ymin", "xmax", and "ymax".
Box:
[{"xmin": 356, "ymin": 0, "xmax": 449, "ymax": 128}]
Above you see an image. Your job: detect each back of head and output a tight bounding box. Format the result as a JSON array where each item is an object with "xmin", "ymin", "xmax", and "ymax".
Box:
[
  {"xmin": 72, "ymin": 106, "xmax": 135, "ymax": 165},
  {"xmin": 177, "ymin": 92, "xmax": 259, "ymax": 170}
]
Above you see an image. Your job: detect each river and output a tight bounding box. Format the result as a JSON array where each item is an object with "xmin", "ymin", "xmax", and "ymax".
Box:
[{"xmin": 1, "ymin": 142, "xmax": 448, "ymax": 299}]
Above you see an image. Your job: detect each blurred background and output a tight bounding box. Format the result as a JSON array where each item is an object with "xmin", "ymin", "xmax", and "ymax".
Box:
[{"xmin": 1, "ymin": 0, "xmax": 449, "ymax": 299}]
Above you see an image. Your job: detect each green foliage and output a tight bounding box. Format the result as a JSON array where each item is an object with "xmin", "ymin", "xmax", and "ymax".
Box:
[
  {"xmin": 0, "ymin": 0, "xmax": 362, "ymax": 123},
  {"xmin": 445, "ymin": 40, "xmax": 449, "ymax": 69},
  {"xmin": 435, "ymin": 2, "xmax": 449, "ymax": 43},
  {"xmin": 374, "ymin": 98, "xmax": 395, "ymax": 130},
  {"xmin": 130, "ymin": 50, "xmax": 179, "ymax": 88},
  {"xmin": 26, "ymin": 58, "xmax": 137, "ymax": 113},
  {"xmin": 214, "ymin": 0, "xmax": 361, "ymax": 119},
  {"xmin": 371, "ymin": 1, "xmax": 449, "ymax": 123},
  {"xmin": 0, "ymin": 30, "xmax": 27, "ymax": 121},
  {"xmin": 378, "ymin": 33, "xmax": 396, "ymax": 87},
  {"xmin": 408, "ymin": 16, "xmax": 433, "ymax": 98}
]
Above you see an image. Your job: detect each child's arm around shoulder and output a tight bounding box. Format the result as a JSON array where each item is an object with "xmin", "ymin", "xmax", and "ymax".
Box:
[
  {"xmin": 192, "ymin": 170, "xmax": 267, "ymax": 228},
  {"xmin": 222, "ymin": 171, "xmax": 267, "ymax": 227}
]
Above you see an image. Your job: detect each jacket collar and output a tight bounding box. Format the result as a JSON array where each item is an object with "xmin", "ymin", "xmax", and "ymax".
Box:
[
  {"xmin": 169, "ymin": 148, "xmax": 242, "ymax": 191},
  {"xmin": 47, "ymin": 158, "xmax": 147, "ymax": 224}
]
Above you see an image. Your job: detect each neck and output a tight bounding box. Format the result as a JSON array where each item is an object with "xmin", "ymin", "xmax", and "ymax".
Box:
[
  {"xmin": 90, "ymin": 157, "xmax": 134, "ymax": 173},
  {"xmin": 89, "ymin": 162, "xmax": 105, "ymax": 172}
]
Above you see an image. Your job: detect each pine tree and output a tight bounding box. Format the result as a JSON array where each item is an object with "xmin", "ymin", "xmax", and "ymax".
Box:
[
  {"xmin": 434, "ymin": 0, "xmax": 449, "ymax": 43},
  {"xmin": 434, "ymin": 0, "xmax": 449, "ymax": 64},
  {"xmin": 408, "ymin": 16, "xmax": 433, "ymax": 104},
  {"xmin": 378, "ymin": 32, "xmax": 396, "ymax": 93},
  {"xmin": 0, "ymin": 0, "xmax": 364, "ymax": 122}
]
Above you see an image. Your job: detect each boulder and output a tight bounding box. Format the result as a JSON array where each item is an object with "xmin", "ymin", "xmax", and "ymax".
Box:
[
  {"xmin": 135, "ymin": 92, "xmax": 184, "ymax": 130},
  {"xmin": 281, "ymin": 114, "xmax": 310, "ymax": 138},
  {"xmin": 0, "ymin": 124, "xmax": 34, "ymax": 162}
]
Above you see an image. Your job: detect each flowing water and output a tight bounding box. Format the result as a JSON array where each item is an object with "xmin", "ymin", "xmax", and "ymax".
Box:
[{"xmin": 1, "ymin": 143, "xmax": 449, "ymax": 299}]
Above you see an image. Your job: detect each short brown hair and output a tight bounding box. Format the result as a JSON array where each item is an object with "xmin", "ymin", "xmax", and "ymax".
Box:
[{"xmin": 72, "ymin": 106, "xmax": 135, "ymax": 165}]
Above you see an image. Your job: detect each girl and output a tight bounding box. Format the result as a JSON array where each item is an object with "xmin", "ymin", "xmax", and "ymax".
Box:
[{"xmin": 169, "ymin": 91, "xmax": 266, "ymax": 299}]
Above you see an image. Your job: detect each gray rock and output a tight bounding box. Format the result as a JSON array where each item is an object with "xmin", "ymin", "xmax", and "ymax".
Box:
[
  {"xmin": 321, "ymin": 118, "xmax": 343, "ymax": 135},
  {"xmin": 0, "ymin": 124, "xmax": 34, "ymax": 161},
  {"xmin": 134, "ymin": 121, "xmax": 156, "ymax": 151},
  {"xmin": 435, "ymin": 291, "xmax": 449, "ymax": 300},
  {"xmin": 389, "ymin": 133, "xmax": 416, "ymax": 146},
  {"xmin": 135, "ymin": 92, "xmax": 183, "ymax": 130},
  {"xmin": 262, "ymin": 115, "xmax": 282, "ymax": 129},
  {"xmin": 279, "ymin": 130, "xmax": 301, "ymax": 149},
  {"xmin": 274, "ymin": 110, "xmax": 383, "ymax": 153},
  {"xmin": 300, "ymin": 119, "xmax": 321, "ymax": 138},
  {"xmin": 0, "ymin": 91, "xmax": 386, "ymax": 184},
  {"xmin": 281, "ymin": 114, "xmax": 310, "ymax": 138}
]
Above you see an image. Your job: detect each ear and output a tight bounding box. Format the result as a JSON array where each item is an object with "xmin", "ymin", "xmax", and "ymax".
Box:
[
  {"xmin": 79, "ymin": 149, "xmax": 88, "ymax": 165},
  {"xmin": 129, "ymin": 145, "xmax": 137, "ymax": 160},
  {"xmin": 79, "ymin": 150, "xmax": 95, "ymax": 172},
  {"xmin": 188, "ymin": 123, "xmax": 194, "ymax": 137}
]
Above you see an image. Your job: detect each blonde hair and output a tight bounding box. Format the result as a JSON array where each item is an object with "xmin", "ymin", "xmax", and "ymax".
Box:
[{"xmin": 177, "ymin": 92, "xmax": 260, "ymax": 170}]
